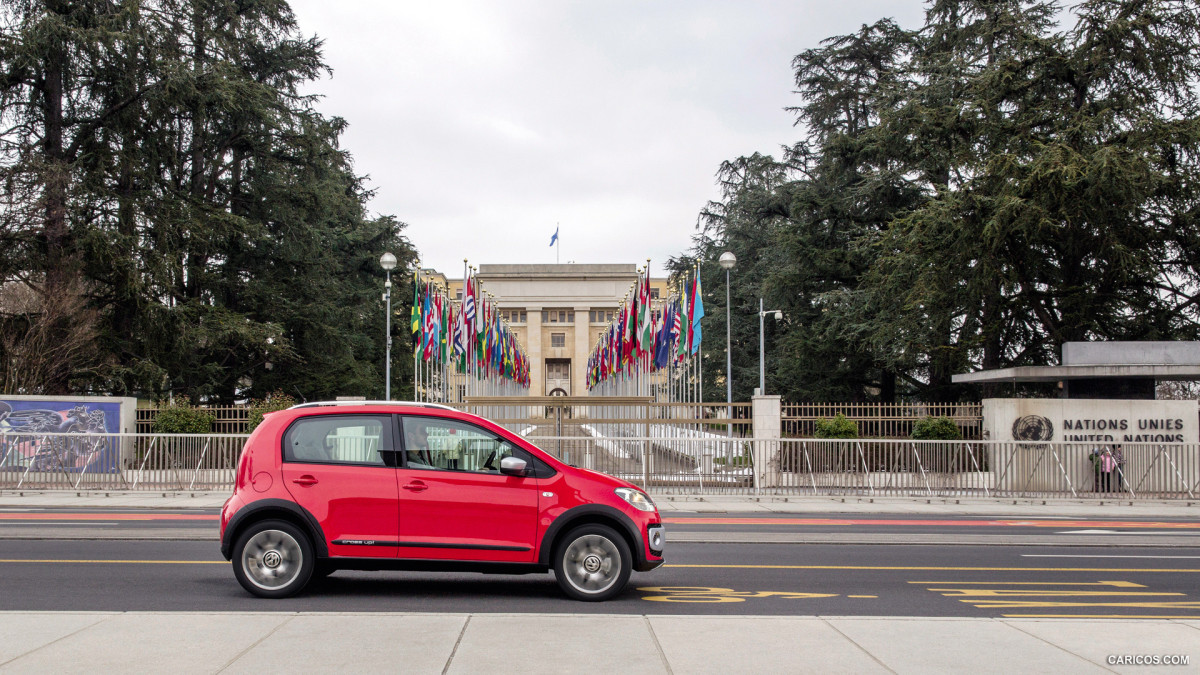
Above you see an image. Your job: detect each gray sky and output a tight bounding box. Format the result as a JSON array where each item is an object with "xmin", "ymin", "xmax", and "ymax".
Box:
[{"xmin": 288, "ymin": 1, "xmax": 927, "ymax": 277}]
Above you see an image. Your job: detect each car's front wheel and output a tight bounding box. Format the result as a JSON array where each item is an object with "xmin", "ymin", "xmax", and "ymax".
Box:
[
  {"xmin": 232, "ymin": 519, "xmax": 314, "ymax": 598},
  {"xmin": 553, "ymin": 524, "xmax": 632, "ymax": 601}
]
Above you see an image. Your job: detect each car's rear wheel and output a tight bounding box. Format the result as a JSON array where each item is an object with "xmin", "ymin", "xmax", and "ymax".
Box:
[
  {"xmin": 232, "ymin": 519, "xmax": 314, "ymax": 598},
  {"xmin": 553, "ymin": 524, "xmax": 632, "ymax": 601}
]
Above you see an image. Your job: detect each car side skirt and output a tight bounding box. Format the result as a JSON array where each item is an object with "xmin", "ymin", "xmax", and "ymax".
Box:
[{"xmin": 324, "ymin": 557, "xmax": 548, "ymax": 575}]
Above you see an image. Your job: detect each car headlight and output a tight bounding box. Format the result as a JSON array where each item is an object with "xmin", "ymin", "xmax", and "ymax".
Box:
[{"xmin": 615, "ymin": 487, "xmax": 657, "ymax": 512}]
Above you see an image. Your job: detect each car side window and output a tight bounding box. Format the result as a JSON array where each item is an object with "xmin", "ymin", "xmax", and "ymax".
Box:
[
  {"xmin": 400, "ymin": 417, "xmax": 533, "ymax": 474},
  {"xmin": 283, "ymin": 415, "xmax": 392, "ymax": 466}
]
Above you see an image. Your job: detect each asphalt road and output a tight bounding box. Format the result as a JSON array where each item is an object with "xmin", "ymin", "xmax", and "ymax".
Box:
[
  {"xmin": 5, "ymin": 508, "xmax": 1200, "ymax": 546},
  {"xmin": 3, "ymin": 538, "xmax": 1199, "ymax": 618}
]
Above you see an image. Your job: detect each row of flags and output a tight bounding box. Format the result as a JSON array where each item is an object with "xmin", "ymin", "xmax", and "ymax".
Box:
[
  {"xmin": 586, "ymin": 265, "xmax": 704, "ymax": 389},
  {"xmin": 410, "ymin": 270, "xmax": 530, "ymax": 387}
]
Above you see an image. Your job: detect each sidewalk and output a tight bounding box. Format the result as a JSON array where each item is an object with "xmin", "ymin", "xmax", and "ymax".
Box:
[
  {"xmin": 1, "ymin": 611, "xmax": 1195, "ymax": 674},
  {"xmin": 2, "ymin": 490, "xmax": 1199, "ymax": 517}
]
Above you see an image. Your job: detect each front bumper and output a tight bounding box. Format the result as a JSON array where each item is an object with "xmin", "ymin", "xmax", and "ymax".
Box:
[{"xmin": 636, "ymin": 523, "xmax": 665, "ymax": 571}]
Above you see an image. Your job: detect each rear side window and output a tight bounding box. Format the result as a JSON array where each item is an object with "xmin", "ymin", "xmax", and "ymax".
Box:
[{"xmin": 283, "ymin": 415, "xmax": 394, "ymax": 466}]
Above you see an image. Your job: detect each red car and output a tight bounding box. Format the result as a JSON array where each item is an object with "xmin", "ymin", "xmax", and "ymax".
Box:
[{"xmin": 220, "ymin": 401, "xmax": 664, "ymax": 601}]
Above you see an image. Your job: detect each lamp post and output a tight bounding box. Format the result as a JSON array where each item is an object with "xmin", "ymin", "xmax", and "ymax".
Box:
[
  {"xmin": 718, "ymin": 252, "xmax": 736, "ymax": 438},
  {"xmin": 758, "ymin": 298, "xmax": 782, "ymax": 395},
  {"xmin": 380, "ymin": 252, "xmax": 397, "ymax": 399}
]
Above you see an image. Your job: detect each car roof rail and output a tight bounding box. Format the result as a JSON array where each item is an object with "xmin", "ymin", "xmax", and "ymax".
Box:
[{"xmin": 288, "ymin": 400, "xmax": 459, "ymax": 411}]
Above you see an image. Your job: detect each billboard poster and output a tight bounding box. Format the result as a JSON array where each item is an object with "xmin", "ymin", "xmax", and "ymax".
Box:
[{"xmin": 0, "ymin": 399, "xmax": 121, "ymax": 473}]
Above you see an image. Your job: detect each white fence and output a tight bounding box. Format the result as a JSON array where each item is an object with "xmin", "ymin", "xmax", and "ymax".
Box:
[
  {"xmin": 0, "ymin": 432, "xmax": 245, "ymax": 491},
  {"xmin": 2, "ymin": 432, "xmax": 1196, "ymax": 499}
]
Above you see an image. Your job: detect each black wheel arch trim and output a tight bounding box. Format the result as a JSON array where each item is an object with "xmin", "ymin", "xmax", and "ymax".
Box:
[
  {"xmin": 538, "ymin": 504, "xmax": 655, "ymax": 570},
  {"xmin": 220, "ymin": 498, "xmax": 329, "ymax": 560}
]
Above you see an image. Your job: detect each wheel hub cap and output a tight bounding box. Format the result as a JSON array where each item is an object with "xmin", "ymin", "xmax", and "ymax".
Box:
[
  {"xmin": 241, "ymin": 528, "xmax": 304, "ymax": 591},
  {"xmin": 583, "ymin": 554, "xmax": 602, "ymax": 573}
]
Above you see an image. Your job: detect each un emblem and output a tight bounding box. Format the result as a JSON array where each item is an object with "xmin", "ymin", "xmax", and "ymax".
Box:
[{"xmin": 1012, "ymin": 415, "xmax": 1054, "ymax": 441}]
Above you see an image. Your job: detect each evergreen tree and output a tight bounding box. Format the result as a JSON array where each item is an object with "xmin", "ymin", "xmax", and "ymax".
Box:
[
  {"xmin": 682, "ymin": 0, "xmax": 1200, "ymax": 403},
  {"xmin": 0, "ymin": 0, "xmax": 415, "ymax": 400}
]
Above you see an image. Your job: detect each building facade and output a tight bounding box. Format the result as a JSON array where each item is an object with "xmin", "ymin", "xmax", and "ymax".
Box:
[{"xmin": 439, "ymin": 264, "xmax": 668, "ymax": 397}]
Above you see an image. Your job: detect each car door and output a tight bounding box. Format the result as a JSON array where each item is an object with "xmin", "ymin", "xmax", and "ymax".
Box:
[
  {"xmin": 280, "ymin": 413, "xmax": 399, "ymax": 558},
  {"xmin": 396, "ymin": 416, "xmax": 540, "ymax": 563}
]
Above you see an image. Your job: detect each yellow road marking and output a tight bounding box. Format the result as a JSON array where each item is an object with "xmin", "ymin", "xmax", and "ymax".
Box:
[
  {"xmin": 1003, "ymin": 614, "xmax": 1200, "ymax": 619},
  {"xmin": 971, "ymin": 601, "xmax": 1200, "ymax": 609},
  {"xmin": 848, "ymin": 595, "xmax": 878, "ymax": 598},
  {"xmin": 637, "ymin": 586, "xmax": 838, "ymax": 603},
  {"xmin": 909, "ymin": 581, "xmax": 1146, "ymax": 587},
  {"xmin": 931, "ymin": 589, "xmax": 1183, "ymax": 597},
  {"xmin": 667, "ymin": 564, "xmax": 1200, "ymax": 573},
  {"xmin": 0, "ymin": 559, "xmax": 224, "ymax": 564}
]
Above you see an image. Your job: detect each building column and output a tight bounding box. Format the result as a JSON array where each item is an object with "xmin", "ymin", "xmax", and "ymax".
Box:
[
  {"xmin": 573, "ymin": 306, "xmax": 590, "ymax": 397},
  {"xmin": 527, "ymin": 307, "xmax": 543, "ymax": 396}
]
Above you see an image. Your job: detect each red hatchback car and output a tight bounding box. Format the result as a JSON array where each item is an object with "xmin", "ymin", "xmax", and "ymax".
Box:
[{"xmin": 220, "ymin": 401, "xmax": 665, "ymax": 601}]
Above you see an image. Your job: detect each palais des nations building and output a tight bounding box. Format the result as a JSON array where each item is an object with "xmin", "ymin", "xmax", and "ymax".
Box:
[{"xmin": 421, "ymin": 264, "xmax": 669, "ymax": 397}]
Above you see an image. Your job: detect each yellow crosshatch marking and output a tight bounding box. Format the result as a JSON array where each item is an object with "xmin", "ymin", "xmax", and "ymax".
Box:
[{"xmin": 638, "ymin": 586, "xmax": 839, "ymax": 603}]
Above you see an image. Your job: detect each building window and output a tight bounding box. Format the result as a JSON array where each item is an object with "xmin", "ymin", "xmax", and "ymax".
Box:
[
  {"xmin": 590, "ymin": 309, "xmax": 615, "ymax": 324},
  {"xmin": 650, "ymin": 288, "xmax": 660, "ymax": 300},
  {"xmin": 551, "ymin": 333, "xmax": 565, "ymax": 348},
  {"xmin": 455, "ymin": 289, "xmax": 462, "ymax": 300},
  {"xmin": 501, "ymin": 310, "xmax": 525, "ymax": 324},
  {"xmin": 542, "ymin": 310, "xmax": 572, "ymax": 323}
]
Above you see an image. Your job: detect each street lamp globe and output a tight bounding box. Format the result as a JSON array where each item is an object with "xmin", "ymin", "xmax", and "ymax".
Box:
[
  {"xmin": 379, "ymin": 252, "xmax": 397, "ymax": 271},
  {"xmin": 718, "ymin": 251, "xmax": 736, "ymax": 270}
]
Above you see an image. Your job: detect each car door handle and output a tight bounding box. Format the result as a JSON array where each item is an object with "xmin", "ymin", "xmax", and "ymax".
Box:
[
  {"xmin": 292, "ymin": 475, "xmax": 319, "ymax": 487},
  {"xmin": 402, "ymin": 481, "xmax": 428, "ymax": 492}
]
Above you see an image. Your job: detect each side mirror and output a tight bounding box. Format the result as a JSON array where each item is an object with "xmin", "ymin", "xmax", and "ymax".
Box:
[{"xmin": 499, "ymin": 456, "xmax": 528, "ymax": 477}]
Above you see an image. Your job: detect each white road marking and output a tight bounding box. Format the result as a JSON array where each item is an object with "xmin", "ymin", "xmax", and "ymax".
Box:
[
  {"xmin": 0, "ymin": 522, "xmax": 120, "ymax": 526},
  {"xmin": 1056, "ymin": 529, "xmax": 1200, "ymax": 535}
]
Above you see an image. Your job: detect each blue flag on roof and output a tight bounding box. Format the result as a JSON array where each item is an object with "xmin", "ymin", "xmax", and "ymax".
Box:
[{"xmin": 549, "ymin": 226, "xmax": 558, "ymax": 247}]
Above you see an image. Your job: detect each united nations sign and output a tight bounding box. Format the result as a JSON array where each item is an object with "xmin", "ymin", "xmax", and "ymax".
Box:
[
  {"xmin": 1011, "ymin": 415, "xmax": 1054, "ymax": 442},
  {"xmin": 984, "ymin": 398, "xmax": 1198, "ymax": 444}
]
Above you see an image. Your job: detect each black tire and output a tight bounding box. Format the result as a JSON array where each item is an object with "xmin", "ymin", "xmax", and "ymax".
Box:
[
  {"xmin": 552, "ymin": 524, "xmax": 632, "ymax": 602},
  {"xmin": 231, "ymin": 519, "xmax": 315, "ymax": 598},
  {"xmin": 312, "ymin": 561, "xmax": 335, "ymax": 580}
]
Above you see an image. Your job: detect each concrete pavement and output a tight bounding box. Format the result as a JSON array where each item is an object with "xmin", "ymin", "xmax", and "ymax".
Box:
[{"xmin": 0, "ymin": 611, "xmax": 1196, "ymax": 674}]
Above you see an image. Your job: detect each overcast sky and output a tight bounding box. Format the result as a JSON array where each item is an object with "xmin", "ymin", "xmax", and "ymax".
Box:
[{"xmin": 288, "ymin": 1, "xmax": 928, "ymax": 277}]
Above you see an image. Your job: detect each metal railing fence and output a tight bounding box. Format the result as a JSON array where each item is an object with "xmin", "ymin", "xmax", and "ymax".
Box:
[
  {"xmin": 761, "ymin": 439, "xmax": 1199, "ymax": 499},
  {"xmin": 136, "ymin": 406, "xmax": 251, "ymax": 434},
  {"xmin": 3, "ymin": 432, "xmax": 1195, "ymax": 499},
  {"xmin": 0, "ymin": 432, "xmax": 246, "ymax": 491},
  {"xmin": 782, "ymin": 402, "xmax": 983, "ymax": 439},
  {"xmin": 455, "ymin": 396, "xmax": 753, "ymax": 439}
]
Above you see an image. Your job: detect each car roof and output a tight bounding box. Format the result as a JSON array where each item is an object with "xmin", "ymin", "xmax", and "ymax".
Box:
[{"xmin": 288, "ymin": 400, "xmax": 457, "ymax": 411}]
